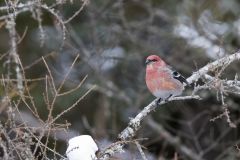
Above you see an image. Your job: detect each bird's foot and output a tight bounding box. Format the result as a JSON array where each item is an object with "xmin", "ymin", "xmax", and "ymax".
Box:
[
  {"xmin": 156, "ymin": 94, "xmax": 173, "ymax": 106},
  {"xmin": 156, "ymin": 98, "xmax": 162, "ymax": 106},
  {"xmin": 165, "ymin": 94, "xmax": 173, "ymax": 102}
]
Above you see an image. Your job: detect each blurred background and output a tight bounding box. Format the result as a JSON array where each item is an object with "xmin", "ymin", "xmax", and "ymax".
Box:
[{"xmin": 1, "ymin": 0, "xmax": 240, "ymax": 159}]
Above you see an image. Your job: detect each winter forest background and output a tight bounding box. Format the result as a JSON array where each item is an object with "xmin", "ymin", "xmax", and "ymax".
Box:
[{"xmin": 1, "ymin": 0, "xmax": 240, "ymax": 159}]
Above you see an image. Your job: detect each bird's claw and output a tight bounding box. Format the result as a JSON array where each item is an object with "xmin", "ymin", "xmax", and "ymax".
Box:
[
  {"xmin": 156, "ymin": 94, "xmax": 173, "ymax": 106},
  {"xmin": 156, "ymin": 98, "xmax": 162, "ymax": 106},
  {"xmin": 165, "ymin": 94, "xmax": 173, "ymax": 102}
]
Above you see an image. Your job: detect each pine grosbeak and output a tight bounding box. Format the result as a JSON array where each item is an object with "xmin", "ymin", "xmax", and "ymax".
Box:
[{"xmin": 145, "ymin": 55, "xmax": 189, "ymax": 103}]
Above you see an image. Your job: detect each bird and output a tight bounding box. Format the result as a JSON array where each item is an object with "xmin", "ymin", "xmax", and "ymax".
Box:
[
  {"xmin": 145, "ymin": 55, "xmax": 189, "ymax": 104},
  {"xmin": 66, "ymin": 135, "xmax": 98, "ymax": 160}
]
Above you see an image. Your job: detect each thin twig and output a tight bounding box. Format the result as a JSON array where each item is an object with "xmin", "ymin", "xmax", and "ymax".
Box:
[
  {"xmin": 135, "ymin": 141, "xmax": 148, "ymax": 160},
  {"xmin": 50, "ymin": 85, "xmax": 96, "ymax": 125},
  {"xmin": 64, "ymin": 0, "xmax": 88, "ymax": 24}
]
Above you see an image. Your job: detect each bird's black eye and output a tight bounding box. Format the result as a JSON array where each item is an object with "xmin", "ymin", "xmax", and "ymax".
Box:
[
  {"xmin": 173, "ymin": 71, "xmax": 179, "ymax": 77},
  {"xmin": 152, "ymin": 59, "xmax": 157, "ymax": 62}
]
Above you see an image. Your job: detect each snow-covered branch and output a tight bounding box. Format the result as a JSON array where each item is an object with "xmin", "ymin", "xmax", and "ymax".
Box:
[
  {"xmin": 98, "ymin": 51, "xmax": 240, "ymax": 160},
  {"xmin": 187, "ymin": 51, "xmax": 240, "ymax": 84},
  {"xmin": 98, "ymin": 95, "xmax": 200, "ymax": 159}
]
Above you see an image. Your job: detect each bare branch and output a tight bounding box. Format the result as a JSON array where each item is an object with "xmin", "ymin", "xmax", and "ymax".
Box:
[
  {"xmin": 146, "ymin": 118, "xmax": 204, "ymax": 160},
  {"xmin": 64, "ymin": 0, "xmax": 89, "ymax": 24},
  {"xmin": 187, "ymin": 51, "xmax": 240, "ymax": 84},
  {"xmin": 118, "ymin": 95, "xmax": 200, "ymax": 141},
  {"xmin": 135, "ymin": 141, "xmax": 148, "ymax": 160},
  {"xmin": 5, "ymin": 1, "xmax": 24, "ymax": 95},
  {"xmin": 99, "ymin": 95, "xmax": 200, "ymax": 159}
]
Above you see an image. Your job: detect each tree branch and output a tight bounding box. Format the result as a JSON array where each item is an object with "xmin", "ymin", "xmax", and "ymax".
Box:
[
  {"xmin": 146, "ymin": 118, "xmax": 205, "ymax": 160},
  {"xmin": 187, "ymin": 51, "xmax": 240, "ymax": 84},
  {"xmin": 98, "ymin": 51, "xmax": 240, "ymax": 160},
  {"xmin": 99, "ymin": 95, "xmax": 200, "ymax": 159}
]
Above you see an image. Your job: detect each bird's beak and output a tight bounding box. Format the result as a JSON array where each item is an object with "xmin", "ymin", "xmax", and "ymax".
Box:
[{"xmin": 145, "ymin": 59, "xmax": 151, "ymax": 65}]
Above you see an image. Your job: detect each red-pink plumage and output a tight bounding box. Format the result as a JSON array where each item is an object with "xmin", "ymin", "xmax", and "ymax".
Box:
[{"xmin": 145, "ymin": 55, "xmax": 186, "ymax": 100}]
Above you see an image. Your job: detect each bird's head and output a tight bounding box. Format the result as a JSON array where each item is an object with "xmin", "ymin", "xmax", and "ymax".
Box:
[{"xmin": 145, "ymin": 55, "xmax": 166, "ymax": 67}]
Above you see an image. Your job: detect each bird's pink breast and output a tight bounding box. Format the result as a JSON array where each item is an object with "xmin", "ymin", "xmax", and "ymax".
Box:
[{"xmin": 146, "ymin": 66, "xmax": 181, "ymax": 93}]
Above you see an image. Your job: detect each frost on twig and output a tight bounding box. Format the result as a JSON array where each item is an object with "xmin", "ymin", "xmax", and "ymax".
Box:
[
  {"xmin": 5, "ymin": 2, "xmax": 24, "ymax": 95},
  {"xmin": 187, "ymin": 51, "xmax": 240, "ymax": 84},
  {"xmin": 118, "ymin": 95, "xmax": 201, "ymax": 141},
  {"xmin": 99, "ymin": 95, "xmax": 200, "ymax": 160},
  {"xmin": 1, "ymin": 0, "xmax": 88, "ymax": 95}
]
